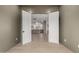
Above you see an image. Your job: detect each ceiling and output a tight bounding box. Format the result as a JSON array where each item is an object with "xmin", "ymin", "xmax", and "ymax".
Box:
[{"xmin": 20, "ymin": 5, "xmax": 60, "ymax": 14}]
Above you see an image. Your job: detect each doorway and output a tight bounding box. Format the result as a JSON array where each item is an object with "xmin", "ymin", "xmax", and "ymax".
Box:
[
  {"xmin": 31, "ymin": 14, "xmax": 48, "ymax": 42},
  {"xmin": 21, "ymin": 10, "xmax": 59, "ymax": 45}
]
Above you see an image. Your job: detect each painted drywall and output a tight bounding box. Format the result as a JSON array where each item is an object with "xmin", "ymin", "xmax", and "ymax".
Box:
[
  {"xmin": 0, "ymin": 6, "xmax": 20, "ymax": 52},
  {"xmin": 60, "ymin": 5, "xmax": 79, "ymax": 52}
]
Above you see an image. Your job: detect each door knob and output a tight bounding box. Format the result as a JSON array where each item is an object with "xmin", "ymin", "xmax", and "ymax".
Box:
[{"xmin": 22, "ymin": 31, "xmax": 24, "ymax": 32}]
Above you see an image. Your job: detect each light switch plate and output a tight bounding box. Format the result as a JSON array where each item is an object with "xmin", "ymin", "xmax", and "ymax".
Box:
[
  {"xmin": 16, "ymin": 38, "xmax": 18, "ymax": 41},
  {"xmin": 64, "ymin": 39, "xmax": 67, "ymax": 42},
  {"xmin": 77, "ymin": 44, "xmax": 79, "ymax": 48}
]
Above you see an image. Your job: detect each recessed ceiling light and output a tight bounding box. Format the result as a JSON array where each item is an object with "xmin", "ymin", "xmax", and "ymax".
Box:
[
  {"xmin": 47, "ymin": 9, "xmax": 51, "ymax": 13},
  {"xmin": 27, "ymin": 9, "xmax": 32, "ymax": 13},
  {"xmin": 47, "ymin": 10, "xmax": 51, "ymax": 13},
  {"xmin": 29, "ymin": 10, "xmax": 32, "ymax": 13}
]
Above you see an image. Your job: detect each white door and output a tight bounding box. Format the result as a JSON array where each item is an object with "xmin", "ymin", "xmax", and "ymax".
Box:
[
  {"xmin": 22, "ymin": 10, "xmax": 32, "ymax": 45},
  {"xmin": 48, "ymin": 11, "xmax": 59, "ymax": 44}
]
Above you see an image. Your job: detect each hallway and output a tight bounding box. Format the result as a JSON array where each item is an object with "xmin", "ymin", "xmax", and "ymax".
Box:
[{"xmin": 7, "ymin": 34, "xmax": 72, "ymax": 53}]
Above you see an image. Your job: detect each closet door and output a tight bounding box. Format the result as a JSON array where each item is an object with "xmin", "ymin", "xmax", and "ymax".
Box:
[
  {"xmin": 22, "ymin": 10, "xmax": 31, "ymax": 45},
  {"xmin": 48, "ymin": 11, "xmax": 59, "ymax": 44}
]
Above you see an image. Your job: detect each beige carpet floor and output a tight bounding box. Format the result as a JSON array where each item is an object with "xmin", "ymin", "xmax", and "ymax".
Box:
[{"xmin": 7, "ymin": 33, "xmax": 72, "ymax": 53}]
